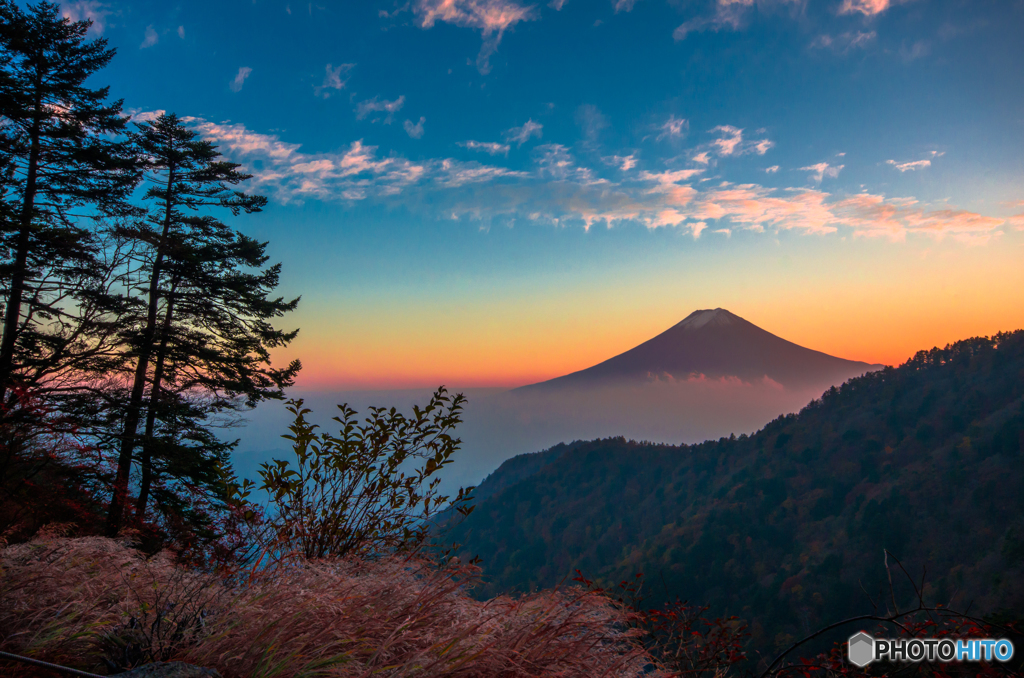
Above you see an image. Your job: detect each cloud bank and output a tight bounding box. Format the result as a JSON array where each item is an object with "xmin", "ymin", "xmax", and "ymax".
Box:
[{"xmin": 183, "ymin": 116, "xmax": 1008, "ymax": 244}]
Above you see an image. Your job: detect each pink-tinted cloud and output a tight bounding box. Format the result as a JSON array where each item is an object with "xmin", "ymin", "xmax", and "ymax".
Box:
[
  {"xmin": 673, "ymin": 0, "xmax": 762, "ymax": 41},
  {"xmin": 687, "ymin": 184, "xmax": 838, "ymax": 234},
  {"xmin": 886, "ymin": 152, "xmax": 942, "ymax": 172},
  {"xmin": 838, "ymin": 0, "xmax": 891, "ymax": 16},
  {"xmin": 709, "ymin": 126, "xmax": 746, "ymax": 155},
  {"xmin": 183, "ymin": 117, "xmax": 530, "ymax": 203},
  {"xmin": 413, "ymin": 0, "xmax": 537, "ymax": 73},
  {"xmin": 811, "ymin": 31, "xmax": 876, "ymax": 52},
  {"xmin": 800, "ymin": 162, "xmax": 843, "ymax": 183},
  {"xmin": 183, "ymin": 119, "xmax": 423, "ymax": 201},
  {"xmin": 535, "ymin": 145, "xmax": 605, "ymax": 184},
  {"xmin": 640, "ymin": 169, "xmax": 705, "ymax": 185},
  {"xmin": 140, "ymin": 25, "xmax": 158, "ymax": 49},
  {"xmin": 356, "ymin": 96, "xmax": 406, "ymax": 123},
  {"xmin": 604, "ymin": 154, "xmax": 638, "ymax": 171},
  {"xmin": 704, "ymin": 126, "xmax": 774, "ymax": 158},
  {"xmin": 460, "ymin": 140, "xmax": 512, "ymax": 156},
  {"xmin": 675, "ymin": 0, "xmax": 827, "ymax": 41},
  {"xmin": 315, "ymin": 63, "xmax": 355, "ymax": 99},
  {"xmin": 404, "ymin": 117, "xmax": 426, "ymax": 139},
  {"xmin": 504, "ymin": 120, "xmax": 543, "ymax": 146},
  {"xmin": 183, "ymin": 116, "xmax": 1007, "ymax": 244},
  {"xmin": 657, "ymin": 115, "xmax": 689, "ymax": 141},
  {"xmin": 832, "ymin": 194, "xmax": 1005, "ymax": 243},
  {"xmin": 61, "ymin": 1, "xmax": 110, "ymax": 36},
  {"xmin": 886, "ymin": 159, "xmax": 930, "ymax": 172},
  {"xmin": 437, "ymin": 160, "xmax": 528, "ymax": 187},
  {"xmin": 229, "ymin": 67, "xmax": 252, "ymax": 93},
  {"xmin": 126, "ymin": 108, "xmax": 167, "ymax": 123}
]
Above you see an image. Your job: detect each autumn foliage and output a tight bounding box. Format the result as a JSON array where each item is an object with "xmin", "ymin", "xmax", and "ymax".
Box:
[{"xmin": 0, "ymin": 535, "xmax": 658, "ymax": 677}]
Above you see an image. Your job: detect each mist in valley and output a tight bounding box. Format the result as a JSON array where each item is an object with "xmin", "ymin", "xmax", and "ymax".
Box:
[{"xmin": 230, "ymin": 374, "xmax": 843, "ymax": 493}]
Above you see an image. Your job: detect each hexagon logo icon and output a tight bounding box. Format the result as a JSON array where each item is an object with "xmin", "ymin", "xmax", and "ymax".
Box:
[{"xmin": 848, "ymin": 632, "xmax": 875, "ymax": 667}]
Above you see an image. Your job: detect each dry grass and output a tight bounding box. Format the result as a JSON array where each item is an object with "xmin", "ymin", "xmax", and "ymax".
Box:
[{"xmin": 0, "ymin": 535, "xmax": 662, "ymax": 677}]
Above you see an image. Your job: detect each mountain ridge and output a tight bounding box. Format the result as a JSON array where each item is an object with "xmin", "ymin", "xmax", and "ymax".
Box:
[
  {"xmin": 516, "ymin": 308, "xmax": 883, "ymax": 391},
  {"xmin": 451, "ymin": 330, "xmax": 1024, "ymax": 657}
]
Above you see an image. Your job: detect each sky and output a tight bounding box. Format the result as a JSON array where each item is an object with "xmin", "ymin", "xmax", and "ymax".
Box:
[{"xmin": 59, "ymin": 0, "xmax": 1024, "ymax": 390}]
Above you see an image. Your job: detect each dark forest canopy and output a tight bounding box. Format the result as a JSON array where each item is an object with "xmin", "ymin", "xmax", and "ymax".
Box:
[{"xmin": 450, "ymin": 331, "xmax": 1024, "ymax": 654}]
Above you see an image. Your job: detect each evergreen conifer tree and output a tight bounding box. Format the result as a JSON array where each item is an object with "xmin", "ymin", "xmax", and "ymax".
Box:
[
  {"xmin": 0, "ymin": 1, "xmax": 138, "ymax": 403},
  {"xmin": 106, "ymin": 113, "xmax": 300, "ymax": 536}
]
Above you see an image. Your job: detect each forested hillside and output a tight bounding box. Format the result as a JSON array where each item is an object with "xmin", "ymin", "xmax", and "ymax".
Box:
[{"xmin": 451, "ymin": 331, "xmax": 1024, "ymax": 653}]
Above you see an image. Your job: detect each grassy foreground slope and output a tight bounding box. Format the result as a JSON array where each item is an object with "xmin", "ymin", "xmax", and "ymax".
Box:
[
  {"xmin": 0, "ymin": 536, "xmax": 653, "ymax": 677},
  {"xmin": 451, "ymin": 332, "xmax": 1024, "ymax": 651}
]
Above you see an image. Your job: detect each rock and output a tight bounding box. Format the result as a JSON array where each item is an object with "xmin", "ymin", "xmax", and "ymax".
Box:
[{"xmin": 119, "ymin": 663, "xmax": 222, "ymax": 678}]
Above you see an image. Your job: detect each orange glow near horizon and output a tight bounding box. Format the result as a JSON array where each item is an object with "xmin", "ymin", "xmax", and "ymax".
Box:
[
  {"xmin": 275, "ymin": 234, "xmax": 1024, "ymax": 392},
  {"xmin": 280, "ymin": 303, "xmax": 1024, "ymax": 391}
]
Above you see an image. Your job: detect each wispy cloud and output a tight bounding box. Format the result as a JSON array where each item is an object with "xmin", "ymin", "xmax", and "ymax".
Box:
[
  {"xmin": 535, "ymin": 144, "xmax": 603, "ymax": 183},
  {"xmin": 886, "ymin": 152, "xmax": 943, "ymax": 172},
  {"xmin": 799, "ymin": 162, "xmax": 844, "ymax": 183},
  {"xmin": 436, "ymin": 160, "xmax": 528, "ymax": 188},
  {"xmin": 900, "ymin": 39, "xmax": 930, "ymax": 61},
  {"xmin": 706, "ymin": 126, "xmax": 774, "ymax": 157},
  {"xmin": 711, "ymin": 125, "xmax": 744, "ymax": 155},
  {"xmin": 576, "ymin": 104, "xmax": 609, "ymax": 144},
  {"xmin": 811, "ymin": 30, "xmax": 876, "ymax": 52},
  {"xmin": 887, "ymin": 159, "xmax": 930, "ymax": 172},
  {"xmin": 126, "ymin": 108, "xmax": 166, "ymax": 123},
  {"xmin": 140, "ymin": 25, "xmax": 158, "ymax": 49},
  {"xmin": 459, "ymin": 140, "xmax": 511, "ymax": 156},
  {"xmin": 674, "ymin": 0, "xmax": 755, "ymax": 41},
  {"xmin": 183, "ymin": 116, "xmax": 525, "ymax": 202},
  {"xmin": 181, "ymin": 116, "xmax": 1007, "ymax": 243},
  {"xmin": 61, "ymin": 1, "xmax": 110, "ymax": 36},
  {"xmin": 404, "ymin": 117, "xmax": 426, "ymax": 139},
  {"xmin": 184, "ymin": 118, "xmax": 426, "ymax": 201},
  {"xmin": 832, "ymin": 194, "xmax": 1004, "ymax": 242},
  {"xmin": 765, "ymin": 165, "xmax": 779, "ymax": 173},
  {"xmin": 315, "ymin": 63, "xmax": 355, "ymax": 98},
  {"xmin": 229, "ymin": 67, "xmax": 252, "ymax": 93},
  {"xmin": 657, "ymin": 115, "xmax": 689, "ymax": 141},
  {"xmin": 838, "ymin": 0, "xmax": 895, "ymax": 16},
  {"xmin": 413, "ymin": 0, "xmax": 537, "ymax": 73},
  {"xmin": 604, "ymin": 154, "xmax": 638, "ymax": 171},
  {"xmin": 356, "ymin": 96, "xmax": 406, "ymax": 123},
  {"xmin": 674, "ymin": 0, "xmax": 814, "ymax": 41},
  {"xmin": 614, "ymin": 0, "xmax": 640, "ymax": 12},
  {"xmin": 177, "ymin": 25, "xmax": 185, "ymax": 38},
  {"xmin": 504, "ymin": 119, "xmax": 543, "ymax": 146}
]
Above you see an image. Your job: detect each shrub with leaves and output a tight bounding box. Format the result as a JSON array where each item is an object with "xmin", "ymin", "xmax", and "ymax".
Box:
[{"xmin": 250, "ymin": 387, "xmax": 475, "ymax": 560}]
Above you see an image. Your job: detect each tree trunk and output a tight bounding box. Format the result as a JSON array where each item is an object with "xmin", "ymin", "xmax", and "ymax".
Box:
[
  {"xmin": 0, "ymin": 84, "xmax": 43, "ymax": 404},
  {"xmin": 135, "ymin": 288, "xmax": 176, "ymax": 523},
  {"xmin": 105, "ymin": 159, "xmax": 176, "ymax": 536}
]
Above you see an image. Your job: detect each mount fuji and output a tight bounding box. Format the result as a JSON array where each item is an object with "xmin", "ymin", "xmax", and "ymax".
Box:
[{"xmin": 517, "ymin": 308, "xmax": 882, "ymax": 391}]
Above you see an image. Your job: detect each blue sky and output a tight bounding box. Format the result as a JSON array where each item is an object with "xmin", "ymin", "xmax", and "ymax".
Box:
[{"xmin": 57, "ymin": 0, "xmax": 1024, "ymax": 388}]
